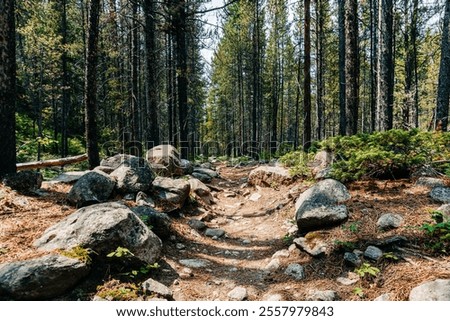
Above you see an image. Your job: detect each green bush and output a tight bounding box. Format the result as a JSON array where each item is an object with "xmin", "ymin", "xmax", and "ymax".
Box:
[
  {"xmin": 320, "ymin": 129, "xmax": 450, "ymax": 182},
  {"xmin": 279, "ymin": 150, "xmax": 314, "ymax": 177}
]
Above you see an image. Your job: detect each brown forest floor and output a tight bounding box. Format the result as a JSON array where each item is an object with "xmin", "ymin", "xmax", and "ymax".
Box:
[{"xmin": 1, "ymin": 164, "xmax": 450, "ymax": 301}]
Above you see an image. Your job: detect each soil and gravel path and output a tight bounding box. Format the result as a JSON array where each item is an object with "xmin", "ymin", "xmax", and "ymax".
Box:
[{"xmin": 1, "ymin": 164, "xmax": 450, "ymax": 301}]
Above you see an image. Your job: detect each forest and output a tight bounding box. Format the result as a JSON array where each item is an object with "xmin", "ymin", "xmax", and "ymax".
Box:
[{"xmin": 0, "ymin": 0, "xmax": 449, "ymax": 174}]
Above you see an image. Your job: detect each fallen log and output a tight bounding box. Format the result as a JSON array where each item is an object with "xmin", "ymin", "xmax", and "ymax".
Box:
[{"xmin": 17, "ymin": 154, "xmax": 88, "ymax": 171}]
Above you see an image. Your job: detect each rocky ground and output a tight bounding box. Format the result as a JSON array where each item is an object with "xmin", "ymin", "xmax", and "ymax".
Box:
[{"xmin": 1, "ymin": 162, "xmax": 450, "ymax": 301}]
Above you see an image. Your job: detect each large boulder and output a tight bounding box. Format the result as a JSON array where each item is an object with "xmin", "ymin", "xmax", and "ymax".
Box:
[
  {"xmin": 110, "ymin": 157, "xmax": 155, "ymax": 194},
  {"xmin": 34, "ymin": 202, "xmax": 162, "ymax": 265},
  {"xmin": 0, "ymin": 254, "xmax": 90, "ymax": 300},
  {"xmin": 248, "ymin": 166, "xmax": 293, "ymax": 187},
  {"xmin": 2, "ymin": 171, "xmax": 43, "ymax": 195},
  {"xmin": 67, "ymin": 171, "xmax": 116, "ymax": 207},
  {"xmin": 409, "ymin": 279, "xmax": 450, "ymax": 301},
  {"xmin": 430, "ymin": 187, "xmax": 450, "ymax": 203},
  {"xmin": 146, "ymin": 145, "xmax": 182, "ymax": 177},
  {"xmin": 100, "ymin": 154, "xmax": 139, "ymax": 170},
  {"xmin": 151, "ymin": 177, "xmax": 191, "ymax": 211},
  {"xmin": 131, "ymin": 206, "xmax": 172, "ymax": 240},
  {"xmin": 295, "ymin": 179, "xmax": 351, "ymax": 233},
  {"xmin": 188, "ymin": 177, "xmax": 214, "ymax": 205}
]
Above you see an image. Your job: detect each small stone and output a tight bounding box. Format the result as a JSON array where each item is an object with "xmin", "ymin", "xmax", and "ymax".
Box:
[
  {"xmin": 336, "ymin": 277, "xmax": 359, "ymax": 286},
  {"xmin": 306, "ymin": 290, "xmax": 337, "ymax": 301},
  {"xmin": 262, "ymin": 293, "xmax": 283, "ymax": 301},
  {"xmin": 188, "ymin": 219, "xmax": 207, "ymax": 231},
  {"xmin": 142, "ymin": 278, "xmax": 173, "ymax": 299},
  {"xmin": 227, "ymin": 287, "xmax": 247, "ymax": 301},
  {"xmin": 374, "ymin": 293, "xmax": 391, "ymax": 301},
  {"xmin": 272, "ymin": 249, "xmax": 290, "ymax": 259},
  {"xmin": 364, "ymin": 246, "xmax": 383, "ymax": 261},
  {"xmin": 249, "ymin": 193, "xmax": 262, "ymax": 202},
  {"xmin": 176, "ymin": 243, "xmax": 186, "ymax": 250},
  {"xmin": 409, "ymin": 279, "xmax": 450, "ymax": 301},
  {"xmin": 123, "ymin": 193, "xmax": 136, "ymax": 201},
  {"xmin": 293, "ymin": 236, "xmax": 327, "ymax": 257},
  {"xmin": 264, "ymin": 259, "xmax": 280, "ymax": 272},
  {"xmin": 179, "ymin": 259, "xmax": 211, "ymax": 268},
  {"xmin": 224, "ymin": 192, "xmax": 237, "ymax": 198},
  {"xmin": 430, "ymin": 187, "xmax": 450, "ymax": 203},
  {"xmin": 377, "ymin": 213, "xmax": 404, "ymax": 230},
  {"xmin": 415, "ymin": 177, "xmax": 446, "ymax": 188},
  {"xmin": 242, "ymin": 239, "xmax": 251, "ymax": 245},
  {"xmin": 344, "ymin": 252, "xmax": 362, "ymax": 267},
  {"xmin": 205, "ymin": 228, "xmax": 225, "ymax": 238},
  {"xmin": 284, "ymin": 263, "xmax": 305, "ymax": 280}
]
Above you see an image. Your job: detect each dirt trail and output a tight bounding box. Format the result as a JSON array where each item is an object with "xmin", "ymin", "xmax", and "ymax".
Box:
[{"xmin": 2, "ymin": 164, "xmax": 450, "ymax": 301}]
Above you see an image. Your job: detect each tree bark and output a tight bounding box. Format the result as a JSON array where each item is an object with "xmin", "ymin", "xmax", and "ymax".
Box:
[
  {"xmin": 143, "ymin": 0, "xmax": 160, "ymax": 146},
  {"xmin": 303, "ymin": 0, "xmax": 312, "ymax": 150},
  {"xmin": 338, "ymin": 0, "xmax": 346, "ymax": 136},
  {"xmin": 376, "ymin": 0, "xmax": 394, "ymax": 131},
  {"xmin": 17, "ymin": 154, "xmax": 88, "ymax": 171},
  {"xmin": 344, "ymin": 0, "xmax": 359, "ymax": 135},
  {"xmin": 436, "ymin": 0, "xmax": 450, "ymax": 131},
  {"xmin": 85, "ymin": 0, "xmax": 101, "ymax": 168},
  {"xmin": 0, "ymin": 0, "xmax": 17, "ymax": 177}
]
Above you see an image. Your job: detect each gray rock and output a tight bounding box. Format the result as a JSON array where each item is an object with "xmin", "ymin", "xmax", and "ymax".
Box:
[
  {"xmin": 344, "ymin": 252, "xmax": 362, "ymax": 267},
  {"xmin": 249, "ymin": 193, "xmax": 262, "ymax": 202},
  {"xmin": 370, "ymin": 235, "xmax": 408, "ymax": 248},
  {"xmin": 136, "ymin": 191, "xmax": 156, "ymax": 207},
  {"xmin": 2, "ymin": 171, "xmax": 43, "ymax": 195},
  {"xmin": 147, "ymin": 145, "xmax": 182, "ymax": 177},
  {"xmin": 93, "ymin": 166, "xmax": 115, "ymax": 174},
  {"xmin": 205, "ymin": 228, "xmax": 225, "ymax": 238},
  {"xmin": 110, "ymin": 159, "xmax": 155, "ymax": 194},
  {"xmin": 264, "ymin": 259, "xmax": 280, "ymax": 271},
  {"xmin": 295, "ymin": 179, "xmax": 351, "ymax": 233},
  {"xmin": 374, "ymin": 293, "xmax": 391, "ymax": 301},
  {"xmin": 377, "ymin": 213, "xmax": 404, "ymax": 230},
  {"xmin": 188, "ymin": 219, "xmax": 207, "ymax": 231},
  {"xmin": 306, "ymin": 290, "xmax": 337, "ymax": 301},
  {"xmin": 46, "ymin": 171, "xmax": 90, "ymax": 184},
  {"xmin": 336, "ymin": 276, "xmax": 359, "ymax": 286},
  {"xmin": 151, "ymin": 177, "xmax": 191, "ymax": 211},
  {"xmin": 364, "ymin": 246, "xmax": 383, "ymax": 261},
  {"xmin": 437, "ymin": 204, "xmax": 450, "ymax": 222},
  {"xmin": 248, "ymin": 166, "xmax": 293, "ymax": 187},
  {"xmin": 188, "ymin": 177, "xmax": 214, "ymax": 205},
  {"xmin": 294, "ymin": 237, "xmax": 327, "ymax": 257},
  {"xmin": 296, "ymin": 205, "xmax": 349, "ymax": 233},
  {"xmin": 34, "ymin": 202, "xmax": 162, "ymax": 265},
  {"xmin": 179, "ymin": 159, "xmax": 194, "ymax": 175},
  {"xmin": 415, "ymin": 177, "xmax": 446, "ymax": 188},
  {"xmin": 131, "ymin": 206, "xmax": 172, "ymax": 240},
  {"xmin": 142, "ymin": 278, "xmax": 173, "ymax": 300},
  {"xmin": 67, "ymin": 171, "xmax": 116, "ymax": 207},
  {"xmin": 193, "ymin": 167, "xmax": 219, "ymax": 179},
  {"xmin": 284, "ymin": 263, "xmax": 305, "ymax": 280},
  {"xmin": 227, "ymin": 287, "xmax": 248, "ymax": 301},
  {"xmin": 272, "ymin": 249, "xmax": 290, "ymax": 259},
  {"xmin": 430, "ymin": 187, "xmax": 450, "ymax": 203},
  {"xmin": 191, "ymin": 172, "xmax": 212, "ymax": 183},
  {"xmin": 179, "ymin": 259, "xmax": 211, "ymax": 268},
  {"xmin": 0, "ymin": 254, "xmax": 89, "ymax": 300},
  {"xmin": 409, "ymin": 279, "xmax": 450, "ymax": 301},
  {"xmin": 200, "ymin": 162, "xmax": 214, "ymax": 169},
  {"xmin": 100, "ymin": 154, "xmax": 139, "ymax": 170}
]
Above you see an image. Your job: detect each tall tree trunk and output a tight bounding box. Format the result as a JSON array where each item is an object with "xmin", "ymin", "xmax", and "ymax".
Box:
[
  {"xmin": 370, "ymin": 0, "xmax": 378, "ymax": 132},
  {"xmin": 316, "ymin": 0, "xmax": 325, "ymax": 140},
  {"xmin": 131, "ymin": 1, "xmax": 140, "ymax": 143},
  {"xmin": 436, "ymin": 0, "xmax": 450, "ymax": 131},
  {"xmin": 61, "ymin": 0, "xmax": 70, "ymax": 157},
  {"xmin": 303, "ymin": 0, "xmax": 312, "ymax": 150},
  {"xmin": 173, "ymin": 0, "xmax": 189, "ymax": 158},
  {"xmin": 85, "ymin": 0, "xmax": 101, "ymax": 168},
  {"xmin": 252, "ymin": 0, "xmax": 261, "ymax": 154},
  {"xmin": 338, "ymin": 0, "xmax": 346, "ymax": 135},
  {"xmin": 344, "ymin": 0, "xmax": 359, "ymax": 135},
  {"xmin": 0, "ymin": 0, "xmax": 17, "ymax": 177},
  {"xmin": 143, "ymin": 0, "xmax": 160, "ymax": 146},
  {"xmin": 403, "ymin": 0, "xmax": 419, "ymax": 129},
  {"xmin": 376, "ymin": 0, "xmax": 394, "ymax": 131}
]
